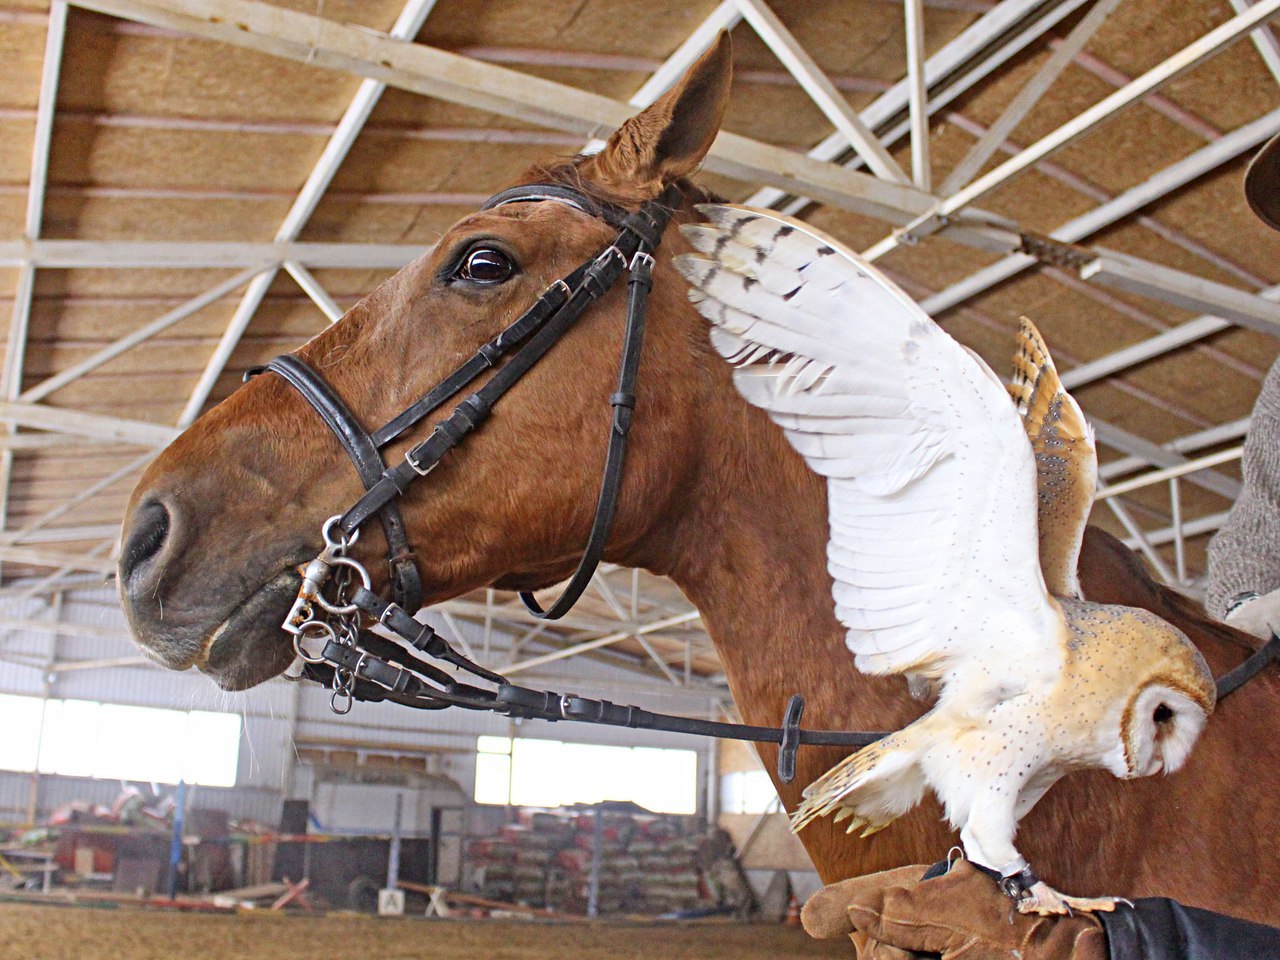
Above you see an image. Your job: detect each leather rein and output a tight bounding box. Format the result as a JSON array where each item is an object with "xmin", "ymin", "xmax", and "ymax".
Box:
[{"xmin": 248, "ymin": 181, "xmax": 1277, "ymax": 787}]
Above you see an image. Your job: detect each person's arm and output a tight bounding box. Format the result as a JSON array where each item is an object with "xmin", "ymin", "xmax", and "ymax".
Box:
[
  {"xmin": 1206, "ymin": 360, "xmax": 1280, "ymax": 632},
  {"xmin": 802, "ymin": 860, "xmax": 1280, "ymax": 960}
]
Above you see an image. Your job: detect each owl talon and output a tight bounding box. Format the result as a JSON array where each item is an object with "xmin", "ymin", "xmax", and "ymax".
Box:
[{"xmin": 1016, "ymin": 881, "xmax": 1124, "ymax": 916}]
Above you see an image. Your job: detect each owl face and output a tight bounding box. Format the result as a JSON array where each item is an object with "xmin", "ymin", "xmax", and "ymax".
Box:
[{"xmin": 1115, "ymin": 682, "xmax": 1213, "ymax": 779}]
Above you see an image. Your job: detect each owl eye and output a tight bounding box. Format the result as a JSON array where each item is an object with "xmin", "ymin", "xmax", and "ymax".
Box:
[{"xmin": 1153, "ymin": 703, "xmax": 1173, "ymax": 724}]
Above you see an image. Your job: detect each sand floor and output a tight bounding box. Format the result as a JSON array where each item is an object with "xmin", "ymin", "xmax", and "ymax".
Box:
[{"xmin": 0, "ymin": 901, "xmax": 854, "ymax": 960}]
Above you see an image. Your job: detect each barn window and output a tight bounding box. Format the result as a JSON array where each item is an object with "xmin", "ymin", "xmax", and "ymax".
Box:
[
  {"xmin": 719, "ymin": 769, "xmax": 779, "ymax": 815},
  {"xmin": 0, "ymin": 693, "xmax": 241, "ymax": 787},
  {"xmin": 474, "ymin": 736, "xmax": 697, "ymax": 814}
]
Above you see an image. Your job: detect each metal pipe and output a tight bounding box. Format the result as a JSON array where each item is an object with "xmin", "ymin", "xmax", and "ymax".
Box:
[
  {"xmin": 1096, "ymin": 445, "xmax": 1244, "ymax": 499},
  {"xmin": 903, "ymin": 0, "xmax": 931, "ymax": 192}
]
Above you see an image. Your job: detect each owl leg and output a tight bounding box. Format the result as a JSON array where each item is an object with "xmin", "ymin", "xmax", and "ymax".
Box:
[{"xmin": 957, "ymin": 793, "xmax": 1112, "ymax": 914}]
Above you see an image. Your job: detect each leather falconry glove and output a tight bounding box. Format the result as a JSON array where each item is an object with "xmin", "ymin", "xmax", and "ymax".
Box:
[{"xmin": 801, "ymin": 860, "xmax": 1107, "ymax": 960}]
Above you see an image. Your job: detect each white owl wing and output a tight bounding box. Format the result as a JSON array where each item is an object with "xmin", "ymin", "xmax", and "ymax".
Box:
[{"xmin": 674, "ymin": 205, "xmax": 1062, "ymax": 687}]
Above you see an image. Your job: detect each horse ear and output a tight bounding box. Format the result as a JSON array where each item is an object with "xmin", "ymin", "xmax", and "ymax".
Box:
[{"xmin": 585, "ymin": 31, "xmax": 732, "ymax": 190}]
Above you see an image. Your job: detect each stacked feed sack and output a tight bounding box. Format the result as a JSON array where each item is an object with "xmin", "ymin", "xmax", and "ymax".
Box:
[
  {"xmin": 464, "ymin": 835, "xmax": 517, "ymax": 903},
  {"xmin": 506, "ymin": 814, "xmax": 574, "ymax": 905},
  {"xmin": 468, "ymin": 808, "xmax": 717, "ymax": 915},
  {"xmin": 630, "ymin": 820, "xmax": 704, "ymax": 915},
  {"xmin": 548, "ymin": 811, "xmax": 711, "ymax": 915}
]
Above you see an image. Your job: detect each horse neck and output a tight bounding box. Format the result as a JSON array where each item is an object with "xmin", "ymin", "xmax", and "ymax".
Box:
[{"xmin": 650, "ymin": 377, "xmax": 913, "ymax": 735}]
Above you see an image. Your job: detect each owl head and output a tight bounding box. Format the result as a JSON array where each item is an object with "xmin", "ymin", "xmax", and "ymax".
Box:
[{"xmin": 1113, "ymin": 621, "xmax": 1216, "ymax": 779}]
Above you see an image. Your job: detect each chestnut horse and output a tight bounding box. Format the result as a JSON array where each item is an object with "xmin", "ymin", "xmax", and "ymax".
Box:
[{"xmin": 117, "ymin": 36, "xmax": 1276, "ymax": 919}]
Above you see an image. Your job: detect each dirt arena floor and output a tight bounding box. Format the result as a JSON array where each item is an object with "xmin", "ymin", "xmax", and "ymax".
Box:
[{"xmin": 0, "ymin": 902, "xmax": 854, "ymax": 960}]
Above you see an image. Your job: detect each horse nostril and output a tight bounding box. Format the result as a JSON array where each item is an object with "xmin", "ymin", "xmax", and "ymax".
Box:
[{"xmin": 121, "ymin": 500, "xmax": 171, "ymax": 585}]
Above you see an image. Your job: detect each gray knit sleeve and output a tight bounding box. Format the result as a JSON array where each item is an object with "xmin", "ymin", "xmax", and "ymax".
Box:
[{"xmin": 1206, "ymin": 359, "xmax": 1280, "ymax": 619}]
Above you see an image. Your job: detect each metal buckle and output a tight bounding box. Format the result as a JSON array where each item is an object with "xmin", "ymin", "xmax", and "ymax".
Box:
[
  {"xmin": 596, "ymin": 245, "xmax": 625, "ymax": 270},
  {"xmin": 405, "ymin": 448, "xmax": 438, "ymax": 478},
  {"xmin": 629, "ymin": 250, "xmax": 655, "ymax": 273}
]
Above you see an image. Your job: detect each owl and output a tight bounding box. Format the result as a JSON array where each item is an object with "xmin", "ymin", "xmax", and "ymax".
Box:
[{"xmin": 673, "ymin": 206, "xmax": 1217, "ymax": 915}]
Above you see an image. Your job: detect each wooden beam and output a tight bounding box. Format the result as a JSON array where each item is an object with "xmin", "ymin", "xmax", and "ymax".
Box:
[
  {"xmin": 70, "ymin": 0, "xmax": 934, "ymax": 224},
  {"xmin": 0, "ymin": 402, "xmax": 178, "ymax": 447}
]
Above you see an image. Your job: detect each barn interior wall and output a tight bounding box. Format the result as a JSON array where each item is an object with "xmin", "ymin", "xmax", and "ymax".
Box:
[{"xmin": 0, "ymin": 585, "xmax": 721, "ymax": 829}]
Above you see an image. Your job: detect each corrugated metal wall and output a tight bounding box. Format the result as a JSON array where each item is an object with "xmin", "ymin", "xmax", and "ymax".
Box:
[{"xmin": 0, "ymin": 587, "xmax": 724, "ymax": 828}]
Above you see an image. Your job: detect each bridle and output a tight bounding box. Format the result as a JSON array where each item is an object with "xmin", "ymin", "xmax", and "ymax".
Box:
[
  {"xmin": 247, "ymin": 179, "xmax": 1279, "ymax": 786},
  {"xmin": 248, "ymin": 179, "xmax": 884, "ymax": 782}
]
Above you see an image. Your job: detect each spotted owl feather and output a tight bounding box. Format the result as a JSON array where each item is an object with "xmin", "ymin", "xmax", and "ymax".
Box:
[{"xmin": 1009, "ymin": 317, "xmax": 1097, "ymax": 600}]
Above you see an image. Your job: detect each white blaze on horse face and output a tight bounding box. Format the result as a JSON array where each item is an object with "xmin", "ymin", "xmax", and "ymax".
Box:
[{"xmin": 674, "ymin": 204, "xmax": 1219, "ymax": 914}]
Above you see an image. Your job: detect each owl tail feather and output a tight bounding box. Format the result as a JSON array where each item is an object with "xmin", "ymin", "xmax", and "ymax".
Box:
[{"xmin": 790, "ymin": 720, "xmax": 936, "ymax": 837}]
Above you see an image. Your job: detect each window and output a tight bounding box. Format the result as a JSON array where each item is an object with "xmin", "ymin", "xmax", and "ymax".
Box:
[
  {"xmin": 474, "ymin": 736, "xmax": 697, "ymax": 814},
  {"xmin": 0, "ymin": 693, "xmax": 241, "ymax": 787},
  {"xmin": 719, "ymin": 769, "xmax": 779, "ymax": 814}
]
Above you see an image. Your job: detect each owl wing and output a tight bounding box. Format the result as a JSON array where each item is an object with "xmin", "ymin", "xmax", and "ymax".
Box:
[
  {"xmin": 1008, "ymin": 317, "xmax": 1097, "ymax": 599},
  {"xmin": 674, "ymin": 205, "xmax": 1062, "ymax": 687}
]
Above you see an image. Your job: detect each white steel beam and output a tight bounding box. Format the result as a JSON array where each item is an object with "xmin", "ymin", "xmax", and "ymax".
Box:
[
  {"xmin": 748, "ymin": 0, "xmax": 1095, "ymax": 211},
  {"xmin": 4, "ymin": 523, "xmax": 121, "ymax": 544},
  {"xmin": 68, "ymin": 0, "xmax": 934, "ymax": 223},
  {"xmin": 1105, "ymin": 498, "xmax": 1176, "ymax": 583},
  {"xmin": 922, "ymin": 107, "xmax": 1280, "ymax": 315},
  {"xmin": 1230, "ymin": 0, "xmax": 1280, "ymax": 87},
  {"xmin": 870, "ymin": 0, "xmax": 1280, "ymax": 257},
  {"xmin": 628, "ymin": 1, "xmax": 742, "ymax": 107},
  {"xmin": 0, "ymin": 546, "xmax": 115, "ymax": 576},
  {"xmin": 178, "ymin": 269, "xmax": 274, "ymax": 427},
  {"xmin": 940, "ymin": 0, "xmax": 1280, "ymax": 215},
  {"xmin": 283, "ymin": 261, "xmax": 344, "ymax": 323},
  {"xmin": 503, "ymin": 610, "xmax": 701, "ymax": 676},
  {"xmin": 19, "ymin": 265, "xmax": 267, "ymax": 403},
  {"xmin": 21, "ymin": 1, "xmax": 66, "ymax": 249},
  {"xmin": 1097, "ymin": 445, "xmax": 1244, "ymax": 499},
  {"xmin": 3, "ymin": 2, "xmax": 70, "ymax": 573},
  {"xmin": 1080, "ymin": 248, "xmax": 1280, "ymax": 335},
  {"xmin": 941, "ymin": 0, "xmax": 1122, "ymax": 196},
  {"xmin": 0, "ymin": 239, "xmax": 427, "ymax": 269},
  {"xmin": 583, "ymin": 0, "xmax": 742, "ymax": 155},
  {"xmin": 0, "ymin": 403, "xmax": 178, "ymax": 447},
  {"xmin": 177, "ymin": 0, "xmax": 440, "ymax": 428},
  {"xmin": 1092, "ymin": 421, "xmax": 1240, "ymax": 500},
  {"xmin": 1124, "ymin": 510, "xmax": 1231, "ymax": 549},
  {"xmin": 1101, "ymin": 418, "xmax": 1251, "ymax": 479},
  {"xmin": 0, "ymin": 616, "xmax": 132, "ymax": 642},
  {"xmin": 734, "ymin": 0, "xmax": 909, "ymax": 184},
  {"xmin": 3, "ymin": 452, "xmax": 153, "ymax": 545},
  {"xmin": 903, "ymin": 0, "xmax": 931, "ymax": 192}
]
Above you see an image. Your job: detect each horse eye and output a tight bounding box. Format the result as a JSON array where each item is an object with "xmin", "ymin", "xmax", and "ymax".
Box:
[
  {"xmin": 458, "ymin": 247, "xmax": 515, "ymax": 284},
  {"xmin": 1153, "ymin": 703, "xmax": 1173, "ymax": 724}
]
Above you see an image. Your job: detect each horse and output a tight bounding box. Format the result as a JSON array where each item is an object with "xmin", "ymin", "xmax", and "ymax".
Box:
[{"xmin": 115, "ymin": 34, "xmax": 1277, "ymax": 920}]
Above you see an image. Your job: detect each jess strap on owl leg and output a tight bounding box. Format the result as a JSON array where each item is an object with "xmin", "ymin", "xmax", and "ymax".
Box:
[{"xmin": 802, "ymin": 860, "xmax": 1280, "ymax": 960}]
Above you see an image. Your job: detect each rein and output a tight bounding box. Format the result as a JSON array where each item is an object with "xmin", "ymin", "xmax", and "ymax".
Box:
[{"xmin": 248, "ymin": 181, "xmax": 1276, "ymax": 787}]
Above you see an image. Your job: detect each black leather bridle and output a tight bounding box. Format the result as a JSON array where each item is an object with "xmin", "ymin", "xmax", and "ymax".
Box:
[
  {"xmin": 248, "ymin": 180, "xmax": 888, "ymax": 782},
  {"xmin": 246, "ymin": 180, "xmax": 1278, "ymax": 785}
]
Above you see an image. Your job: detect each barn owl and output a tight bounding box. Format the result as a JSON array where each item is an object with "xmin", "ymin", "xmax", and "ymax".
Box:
[{"xmin": 673, "ymin": 206, "xmax": 1217, "ymax": 915}]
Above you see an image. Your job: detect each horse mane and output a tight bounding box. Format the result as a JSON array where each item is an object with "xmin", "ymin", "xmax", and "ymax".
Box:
[{"xmin": 1080, "ymin": 526, "xmax": 1259, "ymax": 657}]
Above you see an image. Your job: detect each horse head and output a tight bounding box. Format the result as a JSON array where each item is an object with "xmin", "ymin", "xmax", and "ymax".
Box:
[{"xmin": 117, "ymin": 36, "xmax": 741, "ymax": 691}]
